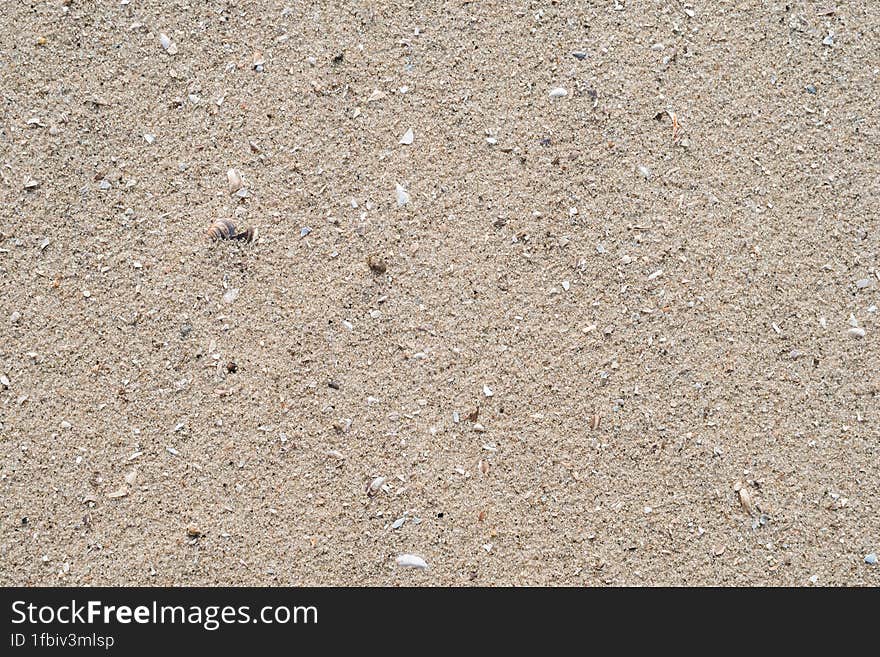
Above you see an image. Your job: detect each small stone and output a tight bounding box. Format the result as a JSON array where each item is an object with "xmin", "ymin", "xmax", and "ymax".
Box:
[
  {"xmin": 222, "ymin": 288, "xmax": 240, "ymax": 304},
  {"xmin": 367, "ymin": 255, "xmax": 387, "ymax": 274},
  {"xmin": 855, "ymin": 278, "xmax": 872, "ymax": 289},
  {"xmin": 143, "ymin": 133, "xmax": 155, "ymax": 144},
  {"xmin": 82, "ymin": 289, "xmax": 91, "ymax": 298},
  {"xmin": 399, "ymin": 128, "xmax": 414, "ymax": 145},
  {"xmin": 395, "ymin": 554, "xmax": 428, "ymax": 569},
  {"xmin": 391, "ymin": 517, "xmax": 406, "ymax": 530},
  {"xmin": 482, "ymin": 385, "xmax": 494, "ymax": 397},
  {"xmin": 809, "ymin": 575, "xmax": 819, "ymax": 584},
  {"xmin": 572, "ymin": 51, "xmax": 587, "ymax": 60},
  {"xmin": 548, "ymin": 87, "xmax": 568, "ymax": 98},
  {"xmin": 0, "ymin": 374, "xmax": 10, "ymax": 388},
  {"xmin": 866, "ymin": 553, "xmax": 878, "ymax": 565},
  {"xmin": 822, "ymin": 33, "xmax": 834, "ymax": 46},
  {"xmin": 638, "ymin": 165, "xmax": 652, "ymax": 179},
  {"xmin": 10, "ymin": 311, "xmax": 21, "ymax": 324},
  {"xmin": 300, "ymin": 226, "xmax": 312, "ymax": 238},
  {"xmin": 805, "ymin": 84, "xmax": 816, "ymax": 94}
]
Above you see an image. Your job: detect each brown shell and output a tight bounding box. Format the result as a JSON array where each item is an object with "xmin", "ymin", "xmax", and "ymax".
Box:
[
  {"xmin": 207, "ymin": 220, "xmax": 255, "ymax": 243},
  {"xmin": 232, "ymin": 226, "xmax": 255, "ymax": 243},
  {"xmin": 207, "ymin": 218, "xmax": 236, "ymax": 241}
]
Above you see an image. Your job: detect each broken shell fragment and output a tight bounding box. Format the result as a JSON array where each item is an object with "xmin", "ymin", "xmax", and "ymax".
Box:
[
  {"xmin": 367, "ymin": 476, "xmax": 386, "ymax": 496},
  {"xmin": 396, "ymin": 554, "xmax": 428, "ymax": 569},
  {"xmin": 159, "ymin": 33, "xmax": 177, "ymax": 55},
  {"xmin": 227, "ymin": 168, "xmax": 243, "ymax": 194},
  {"xmin": 735, "ymin": 482, "xmax": 757, "ymax": 516},
  {"xmin": 395, "ymin": 183, "xmax": 410, "ymax": 206}
]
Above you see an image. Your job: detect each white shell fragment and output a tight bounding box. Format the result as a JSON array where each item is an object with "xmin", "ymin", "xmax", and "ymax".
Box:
[
  {"xmin": 396, "ymin": 554, "xmax": 428, "ymax": 569},
  {"xmin": 227, "ymin": 168, "xmax": 243, "ymax": 194},
  {"xmin": 367, "ymin": 476, "xmax": 386, "ymax": 496},
  {"xmin": 159, "ymin": 33, "xmax": 177, "ymax": 55},
  {"xmin": 482, "ymin": 385, "xmax": 494, "ymax": 397},
  {"xmin": 549, "ymin": 87, "xmax": 568, "ymax": 98},
  {"xmin": 735, "ymin": 482, "xmax": 756, "ymax": 516},
  {"xmin": 847, "ymin": 327, "xmax": 866, "ymax": 338},
  {"xmin": 399, "ymin": 128, "xmax": 414, "ymax": 145},
  {"xmin": 395, "ymin": 183, "xmax": 410, "ymax": 206}
]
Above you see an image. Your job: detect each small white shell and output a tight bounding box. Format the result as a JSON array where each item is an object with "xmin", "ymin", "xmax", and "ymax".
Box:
[
  {"xmin": 159, "ymin": 33, "xmax": 177, "ymax": 55},
  {"xmin": 847, "ymin": 327, "xmax": 866, "ymax": 338},
  {"xmin": 367, "ymin": 476, "xmax": 386, "ymax": 496},
  {"xmin": 396, "ymin": 554, "xmax": 428, "ymax": 569},
  {"xmin": 482, "ymin": 385, "xmax": 494, "ymax": 397},
  {"xmin": 549, "ymin": 87, "xmax": 568, "ymax": 98},
  {"xmin": 227, "ymin": 168, "xmax": 243, "ymax": 194},
  {"xmin": 395, "ymin": 183, "xmax": 410, "ymax": 206},
  {"xmin": 399, "ymin": 128, "xmax": 414, "ymax": 145}
]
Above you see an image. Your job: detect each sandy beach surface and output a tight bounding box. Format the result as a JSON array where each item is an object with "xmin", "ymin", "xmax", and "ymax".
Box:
[{"xmin": 1, "ymin": 1, "xmax": 878, "ymax": 585}]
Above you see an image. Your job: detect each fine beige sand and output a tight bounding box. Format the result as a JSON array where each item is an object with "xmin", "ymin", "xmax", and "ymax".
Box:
[{"xmin": 1, "ymin": 1, "xmax": 878, "ymax": 586}]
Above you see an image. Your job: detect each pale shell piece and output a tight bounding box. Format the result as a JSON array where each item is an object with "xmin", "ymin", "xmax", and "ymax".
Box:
[
  {"xmin": 159, "ymin": 33, "xmax": 177, "ymax": 55},
  {"xmin": 395, "ymin": 183, "xmax": 410, "ymax": 206},
  {"xmin": 482, "ymin": 385, "xmax": 494, "ymax": 397},
  {"xmin": 367, "ymin": 476, "xmax": 386, "ymax": 496},
  {"xmin": 399, "ymin": 128, "xmax": 414, "ymax": 145},
  {"xmin": 396, "ymin": 554, "xmax": 428, "ymax": 569},
  {"xmin": 549, "ymin": 87, "xmax": 568, "ymax": 98},
  {"xmin": 107, "ymin": 488, "xmax": 128, "ymax": 499},
  {"xmin": 227, "ymin": 168, "xmax": 243, "ymax": 194},
  {"xmin": 847, "ymin": 327, "xmax": 866, "ymax": 338},
  {"xmin": 124, "ymin": 469, "xmax": 138, "ymax": 486},
  {"xmin": 735, "ymin": 482, "xmax": 757, "ymax": 516}
]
